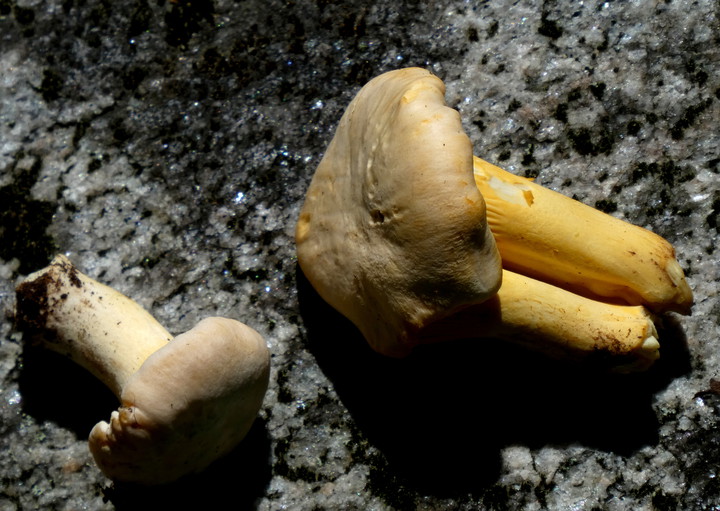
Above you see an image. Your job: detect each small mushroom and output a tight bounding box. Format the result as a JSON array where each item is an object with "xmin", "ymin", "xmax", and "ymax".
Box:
[
  {"xmin": 14, "ymin": 254, "xmax": 270, "ymax": 485},
  {"xmin": 296, "ymin": 67, "xmax": 691, "ymax": 370}
]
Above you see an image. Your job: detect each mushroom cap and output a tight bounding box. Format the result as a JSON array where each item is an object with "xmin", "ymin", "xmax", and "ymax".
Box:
[
  {"xmin": 88, "ymin": 317, "xmax": 270, "ymax": 485},
  {"xmin": 296, "ymin": 67, "xmax": 502, "ymax": 356}
]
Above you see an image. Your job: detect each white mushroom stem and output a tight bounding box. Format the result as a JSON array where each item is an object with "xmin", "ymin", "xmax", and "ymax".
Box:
[
  {"xmin": 15, "ymin": 254, "xmax": 172, "ymax": 397},
  {"xmin": 419, "ymin": 270, "xmax": 660, "ymax": 372}
]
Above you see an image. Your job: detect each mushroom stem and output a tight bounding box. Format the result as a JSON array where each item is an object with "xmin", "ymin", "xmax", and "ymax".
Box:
[
  {"xmin": 419, "ymin": 269, "xmax": 659, "ymax": 372},
  {"xmin": 15, "ymin": 254, "xmax": 172, "ymax": 397},
  {"xmin": 473, "ymin": 156, "xmax": 693, "ymax": 314}
]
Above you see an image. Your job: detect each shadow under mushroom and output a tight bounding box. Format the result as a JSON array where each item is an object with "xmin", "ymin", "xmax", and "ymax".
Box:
[
  {"xmin": 297, "ymin": 265, "xmax": 691, "ymax": 497},
  {"xmin": 104, "ymin": 417, "xmax": 272, "ymax": 510}
]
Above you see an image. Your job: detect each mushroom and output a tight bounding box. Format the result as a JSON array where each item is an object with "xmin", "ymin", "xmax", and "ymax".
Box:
[
  {"xmin": 14, "ymin": 254, "xmax": 270, "ymax": 485},
  {"xmin": 296, "ymin": 67, "xmax": 691, "ymax": 370}
]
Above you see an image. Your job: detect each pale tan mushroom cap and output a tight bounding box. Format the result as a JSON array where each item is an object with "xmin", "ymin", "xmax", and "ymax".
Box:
[
  {"xmin": 88, "ymin": 317, "xmax": 270, "ymax": 485},
  {"xmin": 296, "ymin": 67, "xmax": 502, "ymax": 356}
]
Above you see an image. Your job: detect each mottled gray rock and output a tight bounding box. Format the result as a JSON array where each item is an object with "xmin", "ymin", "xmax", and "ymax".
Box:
[{"xmin": 0, "ymin": 0, "xmax": 718, "ymax": 509}]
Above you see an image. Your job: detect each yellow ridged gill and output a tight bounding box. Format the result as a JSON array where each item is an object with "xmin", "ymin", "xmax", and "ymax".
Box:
[
  {"xmin": 419, "ymin": 270, "xmax": 660, "ymax": 372},
  {"xmin": 473, "ymin": 156, "xmax": 693, "ymax": 314}
]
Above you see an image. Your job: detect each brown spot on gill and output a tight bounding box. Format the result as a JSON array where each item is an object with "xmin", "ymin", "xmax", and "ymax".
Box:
[{"xmin": 522, "ymin": 189, "xmax": 534, "ymax": 206}]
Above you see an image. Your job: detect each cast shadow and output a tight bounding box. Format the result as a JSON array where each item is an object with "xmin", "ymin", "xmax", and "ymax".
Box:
[
  {"xmin": 17, "ymin": 342, "xmax": 272, "ymax": 509},
  {"xmin": 19, "ymin": 344, "xmax": 119, "ymax": 434},
  {"xmin": 296, "ymin": 266, "xmax": 691, "ymax": 497},
  {"xmin": 104, "ymin": 418, "xmax": 271, "ymax": 511}
]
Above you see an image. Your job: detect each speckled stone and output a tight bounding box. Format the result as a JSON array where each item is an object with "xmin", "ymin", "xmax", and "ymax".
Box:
[{"xmin": 1, "ymin": 0, "xmax": 718, "ymax": 509}]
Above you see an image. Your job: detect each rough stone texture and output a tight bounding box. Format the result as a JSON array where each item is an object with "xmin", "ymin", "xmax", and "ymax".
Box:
[{"xmin": 0, "ymin": 0, "xmax": 718, "ymax": 509}]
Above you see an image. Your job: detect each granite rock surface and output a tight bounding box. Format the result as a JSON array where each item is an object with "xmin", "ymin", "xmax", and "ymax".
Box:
[{"xmin": 0, "ymin": 0, "xmax": 719, "ymax": 509}]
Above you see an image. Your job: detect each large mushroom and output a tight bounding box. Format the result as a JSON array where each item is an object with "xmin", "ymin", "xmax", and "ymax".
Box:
[
  {"xmin": 14, "ymin": 254, "xmax": 270, "ymax": 485},
  {"xmin": 297, "ymin": 67, "xmax": 502, "ymax": 357},
  {"xmin": 296, "ymin": 67, "xmax": 692, "ymax": 370}
]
